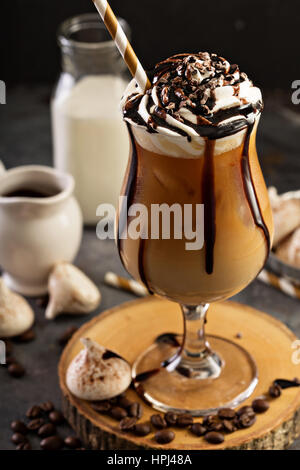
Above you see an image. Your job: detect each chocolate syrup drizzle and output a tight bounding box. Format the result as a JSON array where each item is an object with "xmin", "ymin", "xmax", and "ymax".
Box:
[
  {"xmin": 117, "ymin": 124, "xmax": 152, "ymax": 293},
  {"xmin": 202, "ymin": 140, "xmax": 216, "ymax": 274},
  {"xmin": 117, "ymin": 123, "xmax": 136, "ymax": 257},
  {"xmin": 241, "ymin": 119, "xmax": 271, "ymax": 258}
]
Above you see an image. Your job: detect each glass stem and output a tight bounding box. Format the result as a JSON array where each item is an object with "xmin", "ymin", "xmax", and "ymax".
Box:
[
  {"xmin": 181, "ymin": 304, "xmax": 211, "ymax": 361},
  {"xmin": 176, "ymin": 303, "xmax": 222, "ymax": 379}
]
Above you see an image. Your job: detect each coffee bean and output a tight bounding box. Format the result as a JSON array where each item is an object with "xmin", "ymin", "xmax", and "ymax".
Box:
[
  {"xmin": 238, "ymin": 412, "xmax": 256, "ymax": 428},
  {"xmin": 203, "ymin": 414, "xmax": 217, "ymax": 426},
  {"xmin": 40, "ymin": 401, "xmax": 54, "ymax": 412},
  {"xmin": 204, "ymin": 431, "xmax": 224, "ymax": 444},
  {"xmin": 11, "ymin": 433, "xmax": 28, "ymax": 445},
  {"xmin": 49, "ymin": 410, "xmax": 64, "ymax": 424},
  {"xmin": 16, "ymin": 442, "xmax": 31, "ymax": 450},
  {"xmin": 222, "ymin": 419, "xmax": 237, "ymax": 433},
  {"xmin": 40, "ymin": 436, "xmax": 64, "ymax": 450},
  {"xmin": 151, "ymin": 414, "xmax": 167, "ymax": 429},
  {"xmin": 190, "ymin": 423, "xmax": 207, "ymax": 436},
  {"xmin": 64, "ymin": 436, "xmax": 82, "ymax": 449},
  {"xmin": 236, "ymin": 406, "xmax": 254, "ymax": 417},
  {"xmin": 155, "ymin": 429, "xmax": 175, "ymax": 444},
  {"xmin": 177, "ymin": 414, "xmax": 193, "ymax": 427},
  {"xmin": 119, "ymin": 417, "xmax": 138, "ymax": 431},
  {"xmin": 38, "ymin": 423, "xmax": 56, "ymax": 438},
  {"xmin": 202, "ymin": 414, "xmax": 221, "ymax": 431},
  {"xmin": 134, "ymin": 422, "xmax": 151, "ymax": 436},
  {"xmin": 8, "ymin": 362, "xmax": 25, "ymax": 378},
  {"xmin": 252, "ymin": 398, "xmax": 269, "ymax": 413},
  {"xmin": 110, "ymin": 406, "xmax": 128, "ymax": 420},
  {"xmin": 207, "ymin": 421, "xmax": 223, "ymax": 432},
  {"xmin": 27, "ymin": 418, "xmax": 45, "ymax": 431},
  {"xmin": 129, "ymin": 402, "xmax": 143, "ymax": 419},
  {"xmin": 14, "ymin": 328, "xmax": 35, "ymax": 343},
  {"xmin": 11, "ymin": 420, "xmax": 28, "ymax": 435},
  {"xmin": 229, "ymin": 416, "xmax": 241, "ymax": 431},
  {"xmin": 269, "ymin": 383, "xmax": 281, "ymax": 398},
  {"xmin": 165, "ymin": 411, "xmax": 178, "ymax": 426},
  {"xmin": 118, "ymin": 397, "xmax": 133, "ymax": 410},
  {"xmin": 91, "ymin": 400, "xmax": 111, "ymax": 413},
  {"xmin": 218, "ymin": 408, "xmax": 236, "ymax": 420},
  {"xmin": 26, "ymin": 405, "xmax": 42, "ymax": 419},
  {"xmin": 58, "ymin": 326, "xmax": 78, "ymax": 346}
]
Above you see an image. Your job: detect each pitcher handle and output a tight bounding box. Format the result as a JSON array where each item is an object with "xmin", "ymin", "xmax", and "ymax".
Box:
[{"xmin": 0, "ymin": 160, "xmax": 5, "ymax": 175}]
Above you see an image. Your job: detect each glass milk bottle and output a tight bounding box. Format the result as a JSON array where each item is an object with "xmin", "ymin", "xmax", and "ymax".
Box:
[{"xmin": 51, "ymin": 14, "xmax": 130, "ymax": 224}]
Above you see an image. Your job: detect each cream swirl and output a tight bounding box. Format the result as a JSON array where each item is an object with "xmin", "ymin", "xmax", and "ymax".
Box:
[{"xmin": 121, "ymin": 52, "xmax": 262, "ymax": 141}]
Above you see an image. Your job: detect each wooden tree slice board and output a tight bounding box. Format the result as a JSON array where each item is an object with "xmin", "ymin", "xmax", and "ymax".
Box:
[{"xmin": 59, "ymin": 297, "xmax": 300, "ymax": 450}]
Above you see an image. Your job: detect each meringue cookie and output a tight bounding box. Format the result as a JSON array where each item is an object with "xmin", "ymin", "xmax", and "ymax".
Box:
[
  {"xmin": 268, "ymin": 187, "xmax": 300, "ymax": 247},
  {"xmin": 66, "ymin": 338, "xmax": 131, "ymax": 401},
  {"xmin": 276, "ymin": 227, "xmax": 300, "ymax": 268},
  {"xmin": 45, "ymin": 262, "xmax": 101, "ymax": 320},
  {"xmin": 0, "ymin": 278, "xmax": 34, "ymax": 338}
]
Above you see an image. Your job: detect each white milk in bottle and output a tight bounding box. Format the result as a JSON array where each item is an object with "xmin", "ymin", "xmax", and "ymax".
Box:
[
  {"xmin": 51, "ymin": 14, "xmax": 130, "ymax": 224},
  {"xmin": 51, "ymin": 75, "xmax": 128, "ymax": 223}
]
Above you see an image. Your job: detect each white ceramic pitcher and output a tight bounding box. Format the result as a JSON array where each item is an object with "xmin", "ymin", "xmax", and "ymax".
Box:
[{"xmin": 0, "ymin": 163, "xmax": 82, "ymax": 296}]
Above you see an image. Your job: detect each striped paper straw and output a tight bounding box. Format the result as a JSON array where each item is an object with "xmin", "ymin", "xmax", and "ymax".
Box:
[
  {"xmin": 104, "ymin": 272, "xmax": 148, "ymax": 297},
  {"xmin": 258, "ymin": 269, "xmax": 300, "ymax": 300},
  {"xmin": 92, "ymin": 0, "xmax": 151, "ymax": 92},
  {"xmin": 105, "ymin": 269, "xmax": 300, "ymax": 301}
]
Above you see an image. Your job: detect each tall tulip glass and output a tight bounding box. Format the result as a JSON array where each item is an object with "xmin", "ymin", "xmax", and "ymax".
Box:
[{"xmin": 117, "ymin": 116, "xmax": 273, "ymax": 416}]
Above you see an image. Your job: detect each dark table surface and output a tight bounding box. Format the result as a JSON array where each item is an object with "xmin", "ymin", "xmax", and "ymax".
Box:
[{"xmin": 0, "ymin": 87, "xmax": 300, "ymax": 450}]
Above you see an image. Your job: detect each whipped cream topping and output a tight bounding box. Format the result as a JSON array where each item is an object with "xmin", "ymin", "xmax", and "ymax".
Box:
[{"xmin": 121, "ymin": 52, "xmax": 262, "ymax": 142}]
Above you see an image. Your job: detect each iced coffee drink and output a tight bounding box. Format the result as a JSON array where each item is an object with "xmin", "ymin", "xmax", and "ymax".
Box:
[
  {"xmin": 119, "ymin": 52, "xmax": 273, "ymax": 304},
  {"xmin": 118, "ymin": 52, "xmax": 274, "ymax": 414}
]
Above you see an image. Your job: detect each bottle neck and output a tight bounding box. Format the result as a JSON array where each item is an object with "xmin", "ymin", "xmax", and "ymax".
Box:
[
  {"xmin": 61, "ymin": 44, "xmax": 126, "ymax": 79},
  {"xmin": 57, "ymin": 13, "xmax": 130, "ymax": 80}
]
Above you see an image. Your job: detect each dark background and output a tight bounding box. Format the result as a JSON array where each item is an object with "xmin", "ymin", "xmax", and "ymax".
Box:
[{"xmin": 0, "ymin": 0, "xmax": 298, "ymax": 91}]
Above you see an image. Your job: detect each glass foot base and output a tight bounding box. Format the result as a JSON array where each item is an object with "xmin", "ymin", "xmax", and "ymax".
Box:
[{"xmin": 132, "ymin": 335, "xmax": 258, "ymax": 416}]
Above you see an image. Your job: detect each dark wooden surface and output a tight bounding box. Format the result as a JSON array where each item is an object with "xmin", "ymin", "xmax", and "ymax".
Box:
[{"xmin": 0, "ymin": 86, "xmax": 300, "ymax": 449}]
